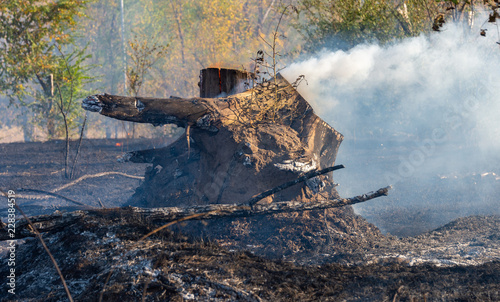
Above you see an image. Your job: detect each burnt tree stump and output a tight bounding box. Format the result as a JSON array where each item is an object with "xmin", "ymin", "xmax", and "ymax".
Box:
[
  {"xmin": 199, "ymin": 68, "xmax": 250, "ymax": 98},
  {"xmin": 82, "ymin": 71, "xmax": 344, "ymax": 208}
]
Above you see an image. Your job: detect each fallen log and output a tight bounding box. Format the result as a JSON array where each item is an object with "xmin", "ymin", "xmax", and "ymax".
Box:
[{"xmin": 0, "ymin": 186, "xmax": 391, "ymax": 241}]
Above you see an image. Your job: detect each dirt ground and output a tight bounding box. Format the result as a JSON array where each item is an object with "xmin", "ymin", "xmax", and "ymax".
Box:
[
  {"xmin": 0, "ymin": 139, "xmax": 499, "ymax": 301},
  {"xmin": 0, "ymin": 138, "xmax": 159, "ymax": 213}
]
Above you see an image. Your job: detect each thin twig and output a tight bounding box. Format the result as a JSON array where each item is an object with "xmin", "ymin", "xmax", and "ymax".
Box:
[
  {"xmin": 260, "ymin": 0, "xmax": 276, "ymax": 30},
  {"xmin": 186, "ymin": 124, "xmax": 191, "ymax": 159},
  {"xmin": 54, "ymin": 82, "xmax": 70, "ymax": 178},
  {"xmin": 141, "ymin": 277, "xmax": 152, "ymax": 302},
  {"xmin": 97, "ymin": 198, "xmax": 105, "ymax": 208},
  {"xmin": 0, "ymin": 189, "xmax": 74, "ymax": 302},
  {"xmin": 70, "ymin": 112, "xmax": 87, "ymax": 179},
  {"xmin": 53, "ymin": 171, "xmax": 144, "ymax": 193},
  {"xmin": 99, "ymin": 269, "xmax": 114, "ymax": 302},
  {"xmin": 17, "ymin": 188, "xmax": 95, "ymax": 208},
  {"xmin": 138, "ymin": 213, "xmax": 209, "ymax": 241},
  {"xmin": 3, "ymin": 172, "xmax": 143, "ymax": 206}
]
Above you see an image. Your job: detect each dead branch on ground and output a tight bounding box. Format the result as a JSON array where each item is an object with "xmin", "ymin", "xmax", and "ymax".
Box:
[
  {"xmin": 246, "ymin": 165, "xmax": 345, "ymax": 206},
  {"xmin": 17, "ymin": 188, "xmax": 96, "ymax": 208},
  {"xmin": 0, "ymin": 186, "xmax": 391, "ymax": 241},
  {"xmin": 0, "ymin": 189, "xmax": 74, "ymax": 301},
  {"xmin": 52, "ymin": 171, "xmax": 144, "ymax": 192},
  {"xmin": 0, "ymin": 172, "xmax": 144, "ymax": 205},
  {"xmin": 0, "ymin": 172, "xmax": 144, "ymax": 202}
]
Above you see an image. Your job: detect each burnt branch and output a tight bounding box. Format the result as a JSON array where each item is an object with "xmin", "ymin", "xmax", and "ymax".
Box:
[
  {"xmin": 0, "ymin": 186, "xmax": 391, "ymax": 241},
  {"xmin": 246, "ymin": 164, "xmax": 345, "ymax": 206},
  {"xmin": 82, "ymin": 94, "xmax": 217, "ymax": 127}
]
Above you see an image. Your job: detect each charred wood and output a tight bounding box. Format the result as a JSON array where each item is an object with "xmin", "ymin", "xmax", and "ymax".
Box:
[
  {"xmin": 0, "ymin": 186, "xmax": 391, "ymax": 241},
  {"xmin": 246, "ymin": 165, "xmax": 345, "ymax": 206}
]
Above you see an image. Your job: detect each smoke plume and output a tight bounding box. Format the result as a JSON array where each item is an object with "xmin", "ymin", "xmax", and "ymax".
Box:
[{"xmin": 282, "ymin": 21, "xmax": 500, "ymax": 235}]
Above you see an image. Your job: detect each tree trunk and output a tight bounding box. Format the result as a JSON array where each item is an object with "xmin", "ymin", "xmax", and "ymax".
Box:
[{"xmin": 46, "ymin": 116, "xmax": 56, "ymax": 138}]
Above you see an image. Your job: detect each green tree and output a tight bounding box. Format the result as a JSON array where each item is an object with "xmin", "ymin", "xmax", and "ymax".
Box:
[
  {"xmin": 0, "ymin": 0, "xmax": 89, "ymax": 139},
  {"xmin": 53, "ymin": 45, "xmax": 93, "ymax": 177},
  {"xmin": 433, "ymin": 0, "xmax": 499, "ymax": 33},
  {"xmin": 75, "ymin": 0, "xmax": 123, "ymax": 94},
  {"xmin": 125, "ymin": 34, "xmax": 168, "ymax": 138},
  {"xmin": 76, "ymin": 0, "xmax": 301, "ymax": 107},
  {"xmin": 123, "ymin": 0, "xmax": 299, "ymax": 98},
  {"xmin": 293, "ymin": 0, "xmax": 440, "ymax": 50},
  {"xmin": 126, "ymin": 34, "xmax": 168, "ymax": 97}
]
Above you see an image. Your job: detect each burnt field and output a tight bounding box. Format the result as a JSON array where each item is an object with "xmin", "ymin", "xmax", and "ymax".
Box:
[{"xmin": 0, "ymin": 139, "xmax": 499, "ymax": 301}]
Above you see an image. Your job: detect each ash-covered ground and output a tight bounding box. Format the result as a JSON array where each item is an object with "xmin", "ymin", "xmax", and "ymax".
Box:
[{"xmin": 0, "ymin": 139, "xmax": 499, "ymax": 301}]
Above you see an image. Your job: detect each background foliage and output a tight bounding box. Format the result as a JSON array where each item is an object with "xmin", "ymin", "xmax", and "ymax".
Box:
[
  {"xmin": 1, "ymin": 0, "xmax": 495, "ymax": 141},
  {"xmin": 0, "ymin": 0, "xmax": 90, "ymax": 140}
]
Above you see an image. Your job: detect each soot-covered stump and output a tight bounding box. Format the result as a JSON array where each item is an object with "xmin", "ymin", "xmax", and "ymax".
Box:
[{"xmin": 82, "ymin": 70, "xmax": 344, "ymax": 207}]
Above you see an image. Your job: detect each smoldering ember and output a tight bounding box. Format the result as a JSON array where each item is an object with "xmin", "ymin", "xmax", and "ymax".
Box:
[{"xmin": 0, "ymin": 69, "xmax": 499, "ymax": 301}]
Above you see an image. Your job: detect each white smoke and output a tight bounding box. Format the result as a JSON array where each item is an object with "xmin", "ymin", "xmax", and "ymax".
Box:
[{"xmin": 282, "ymin": 21, "xmax": 500, "ymax": 235}]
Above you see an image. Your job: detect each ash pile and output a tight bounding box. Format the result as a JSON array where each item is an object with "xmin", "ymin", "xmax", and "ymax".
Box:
[{"xmin": 1, "ymin": 212, "xmax": 498, "ymax": 301}]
